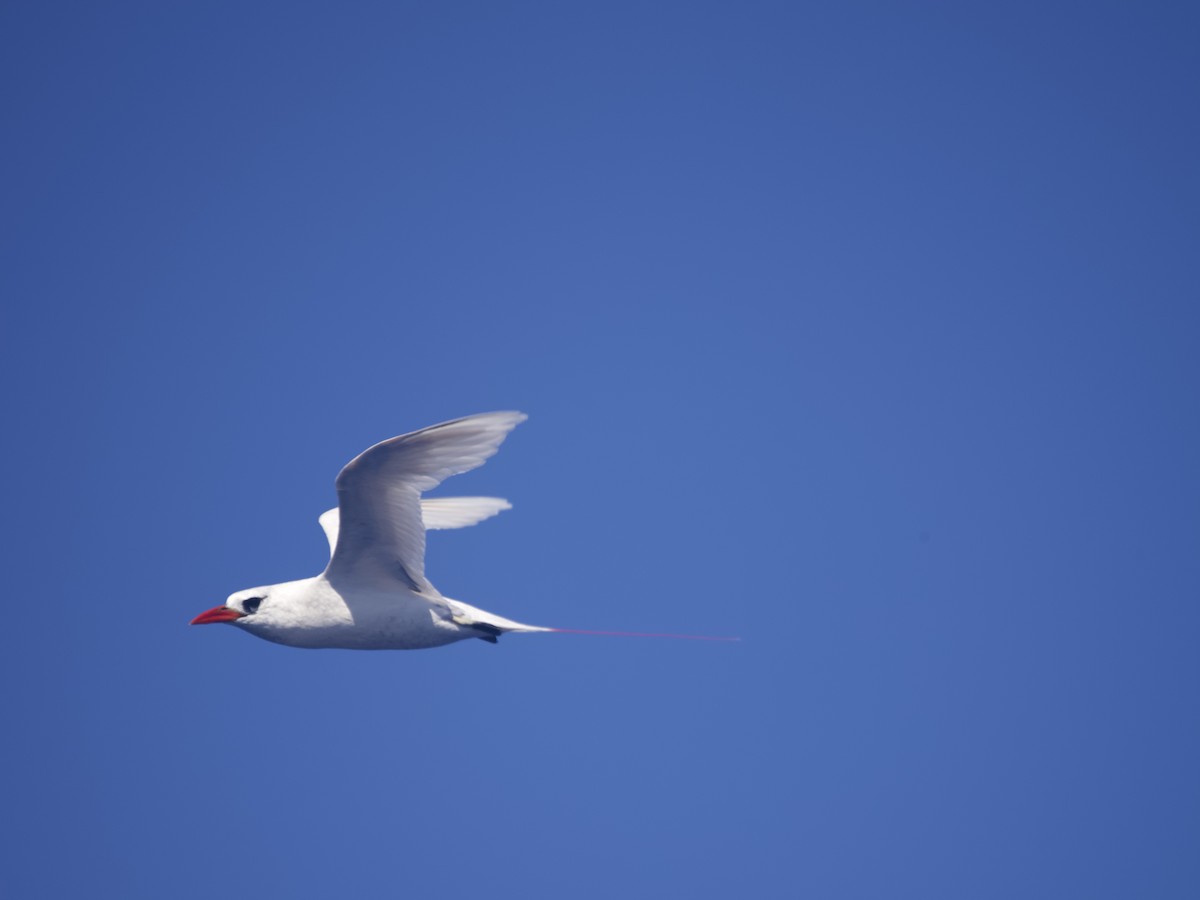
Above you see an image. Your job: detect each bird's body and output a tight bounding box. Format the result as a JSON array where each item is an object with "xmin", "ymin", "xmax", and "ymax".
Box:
[
  {"xmin": 192, "ymin": 412, "xmax": 549, "ymax": 649},
  {"xmin": 226, "ymin": 576, "xmax": 541, "ymax": 650}
]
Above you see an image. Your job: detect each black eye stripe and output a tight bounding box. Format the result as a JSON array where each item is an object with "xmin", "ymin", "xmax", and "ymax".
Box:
[{"xmin": 243, "ymin": 597, "xmax": 263, "ymax": 614}]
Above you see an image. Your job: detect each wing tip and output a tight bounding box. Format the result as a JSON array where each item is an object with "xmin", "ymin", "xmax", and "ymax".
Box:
[
  {"xmin": 478, "ymin": 410, "xmax": 528, "ymax": 427},
  {"xmin": 432, "ymin": 410, "xmax": 528, "ymax": 437}
]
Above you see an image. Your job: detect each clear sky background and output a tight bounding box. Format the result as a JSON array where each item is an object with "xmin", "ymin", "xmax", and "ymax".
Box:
[{"xmin": 2, "ymin": 2, "xmax": 1198, "ymax": 897}]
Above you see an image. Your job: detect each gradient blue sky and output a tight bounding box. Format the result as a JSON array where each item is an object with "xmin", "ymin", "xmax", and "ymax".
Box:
[{"xmin": 3, "ymin": 2, "xmax": 1198, "ymax": 897}]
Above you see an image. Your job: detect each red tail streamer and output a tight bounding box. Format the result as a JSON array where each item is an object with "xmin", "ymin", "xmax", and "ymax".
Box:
[{"xmin": 547, "ymin": 627, "xmax": 740, "ymax": 642}]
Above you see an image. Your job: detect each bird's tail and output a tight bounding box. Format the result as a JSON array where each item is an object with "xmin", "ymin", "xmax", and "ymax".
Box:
[
  {"xmin": 449, "ymin": 599, "xmax": 738, "ymax": 643},
  {"xmin": 544, "ymin": 627, "xmax": 740, "ymax": 642}
]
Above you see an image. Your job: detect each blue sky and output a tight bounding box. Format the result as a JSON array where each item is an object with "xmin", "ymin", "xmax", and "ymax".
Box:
[{"xmin": 3, "ymin": 2, "xmax": 1198, "ymax": 897}]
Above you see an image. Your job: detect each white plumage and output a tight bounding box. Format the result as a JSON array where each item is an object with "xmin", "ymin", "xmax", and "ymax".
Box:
[
  {"xmin": 317, "ymin": 496, "xmax": 513, "ymax": 556},
  {"xmin": 191, "ymin": 412, "xmax": 548, "ymax": 649}
]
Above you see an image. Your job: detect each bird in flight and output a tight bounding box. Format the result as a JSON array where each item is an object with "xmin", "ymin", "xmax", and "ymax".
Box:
[{"xmin": 192, "ymin": 412, "xmax": 736, "ymax": 650}]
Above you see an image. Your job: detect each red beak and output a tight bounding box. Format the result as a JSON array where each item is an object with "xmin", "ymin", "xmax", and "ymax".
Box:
[{"xmin": 190, "ymin": 606, "xmax": 246, "ymax": 626}]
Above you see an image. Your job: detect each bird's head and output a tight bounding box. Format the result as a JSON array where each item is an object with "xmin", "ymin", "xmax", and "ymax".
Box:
[{"xmin": 190, "ymin": 587, "xmax": 271, "ymax": 628}]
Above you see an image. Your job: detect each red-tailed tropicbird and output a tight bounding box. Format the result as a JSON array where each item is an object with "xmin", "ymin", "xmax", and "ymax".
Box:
[{"xmin": 191, "ymin": 412, "xmax": 736, "ymax": 649}]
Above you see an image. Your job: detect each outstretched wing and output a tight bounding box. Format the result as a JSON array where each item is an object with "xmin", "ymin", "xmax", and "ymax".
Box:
[
  {"xmin": 318, "ymin": 496, "xmax": 513, "ymax": 557},
  {"xmin": 322, "ymin": 412, "xmax": 527, "ymax": 593}
]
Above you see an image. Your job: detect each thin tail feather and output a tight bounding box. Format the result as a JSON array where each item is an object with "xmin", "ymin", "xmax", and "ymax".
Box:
[{"xmin": 546, "ymin": 627, "xmax": 740, "ymax": 642}]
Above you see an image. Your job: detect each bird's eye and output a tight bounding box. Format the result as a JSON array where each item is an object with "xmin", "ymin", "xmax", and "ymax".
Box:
[{"xmin": 243, "ymin": 597, "xmax": 263, "ymax": 615}]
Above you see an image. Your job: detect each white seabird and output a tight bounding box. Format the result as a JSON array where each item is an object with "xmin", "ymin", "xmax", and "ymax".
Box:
[
  {"xmin": 191, "ymin": 412, "xmax": 550, "ymax": 649},
  {"xmin": 192, "ymin": 411, "xmax": 736, "ymax": 649}
]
